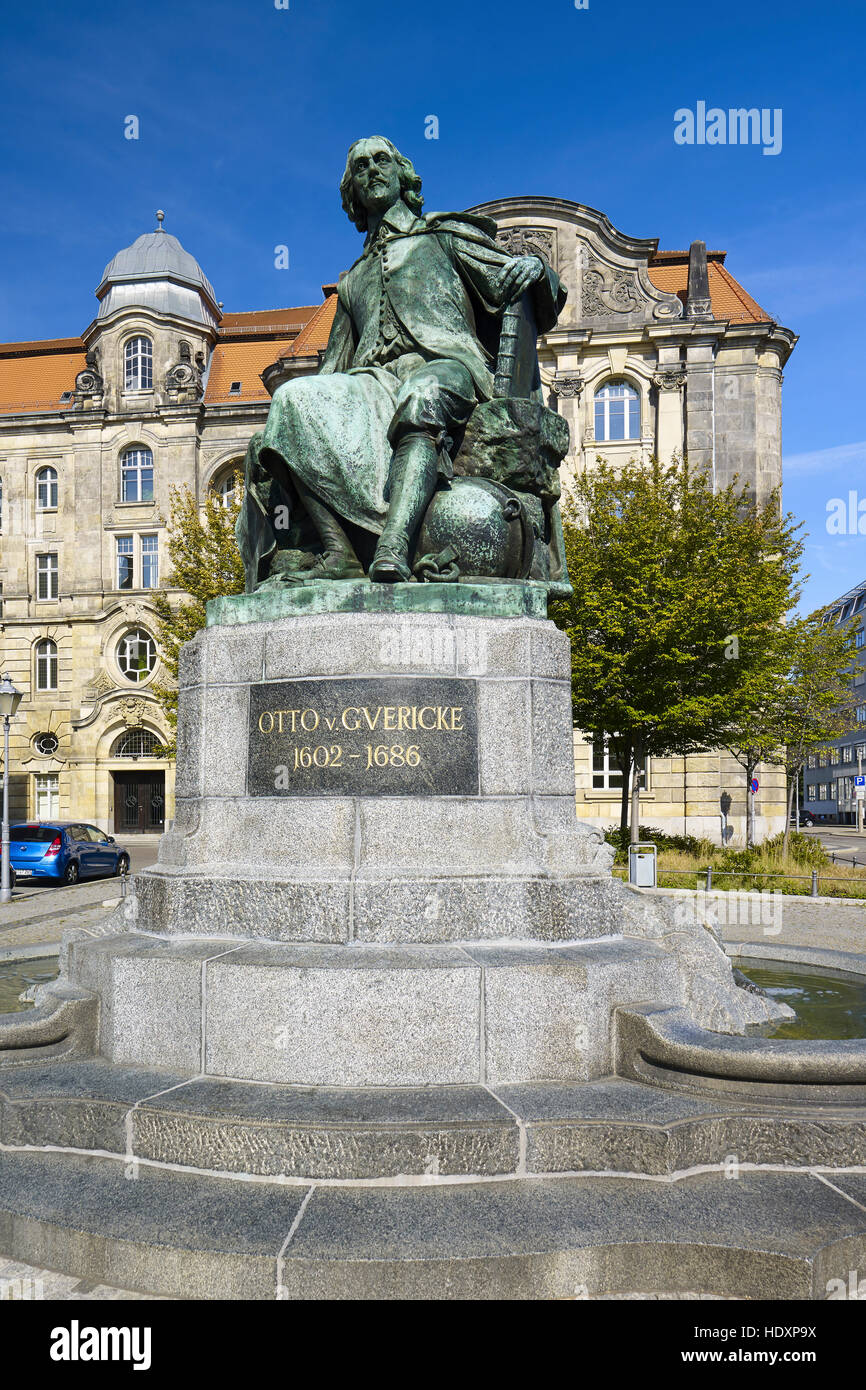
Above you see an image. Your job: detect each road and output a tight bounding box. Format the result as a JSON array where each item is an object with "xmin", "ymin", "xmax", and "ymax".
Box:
[{"xmin": 803, "ymin": 825, "xmax": 866, "ymax": 868}]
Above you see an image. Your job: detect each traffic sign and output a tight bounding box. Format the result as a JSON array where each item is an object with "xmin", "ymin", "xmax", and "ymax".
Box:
[
  {"xmin": 856, "ymin": 775, "xmax": 866, "ymax": 786},
  {"xmin": 749, "ymin": 778, "xmax": 759, "ymax": 794}
]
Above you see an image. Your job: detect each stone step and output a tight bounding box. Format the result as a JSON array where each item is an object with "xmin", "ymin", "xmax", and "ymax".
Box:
[
  {"xmin": 3, "ymin": 1060, "xmax": 866, "ymax": 1181},
  {"xmin": 1, "ymin": 1150, "xmax": 865, "ymax": 1299},
  {"xmin": 67, "ymin": 932, "xmax": 682, "ymax": 1085}
]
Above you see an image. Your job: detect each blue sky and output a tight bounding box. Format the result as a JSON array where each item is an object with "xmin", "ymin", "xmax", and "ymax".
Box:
[{"xmin": 1, "ymin": 0, "xmax": 863, "ymax": 613}]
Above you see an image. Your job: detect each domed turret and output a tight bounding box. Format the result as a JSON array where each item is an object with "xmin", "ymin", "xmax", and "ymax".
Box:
[{"xmin": 95, "ymin": 215, "xmax": 220, "ymax": 327}]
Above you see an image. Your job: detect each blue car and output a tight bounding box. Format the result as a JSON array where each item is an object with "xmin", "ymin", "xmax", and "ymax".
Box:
[{"xmin": 9, "ymin": 822, "xmax": 130, "ymax": 886}]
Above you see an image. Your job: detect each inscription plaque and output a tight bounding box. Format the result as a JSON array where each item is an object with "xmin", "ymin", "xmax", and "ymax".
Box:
[{"xmin": 248, "ymin": 677, "xmax": 479, "ymax": 797}]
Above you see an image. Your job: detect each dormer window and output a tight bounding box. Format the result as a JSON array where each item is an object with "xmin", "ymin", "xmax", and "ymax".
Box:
[
  {"xmin": 59, "ymin": 391, "xmax": 72, "ymax": 403},
  {"xmin": 125, "ymin": 336, "xmax": 153, "ymax": 391},
  {"xmin": 229, "ymin": 381, "xmax": 242, "ymax": 394}
]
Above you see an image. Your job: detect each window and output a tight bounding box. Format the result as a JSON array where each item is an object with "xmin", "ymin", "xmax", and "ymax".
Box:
[
  {"xmin": 228, "ymin": 381, "xmax": 242, "ymax": 394},
  {"xmin": 592, "ymin": 735, "xmax": 646, "ymax": 790},
  {"xmin": 121, "ymin": 448, "xmax": 154, "ymax": 502},
  {"xmin": 806, "ymin": 754, "xmax": 817, "ymax": 770},
  {"xmin": 817, "ymin": 784, "xmax": 829, "ymax": 801},
  {"xmin": 141, "ymin": 534, "xmax": 158, "ymax": 588},
  {"xmin": 857, "ymin": 706, "xmax": 866, "ymax": 723},
  {"xmin": 857, "ymin": 744, "xmax": 866, "ymax": 762},
  {"xmin": 36, "ymin": 553, "xmax": 58, "ymax": 600},
  {"xmin": 111, "ymin": 728, "xmax": 161, "ymax": 758},
  {"xmin": 594, "ymin": 381, "xmax": 640, "ymax": 442},
  {"xmin": 36, "ymin": 466, "xmax": 58, "ymax": 510},
  {"xmin": 34, "ymin": 774, "xmax": 59, "ymax": 819},
  {"xmin": 214, "ymin": 468, "xmax": 241, "ymax": 508},
  {"xmin": 35, "ymin": 639, "xmax": 58, "ymax": 691},
  {"xmin": 117, "ymin": 628, "xmax": 156, "ymax": 683},
  {"xmin": 856, "ymin": 629, "xmax": 865, "ymax": 649},
  {"xmin": 116, "ymin": 535, "xmax": 134, "ymax": 589},
  {"xmin": 124, "ymin": 336, "xmax": 153, "ymax": 391},
  {"xmin": 34, "ymin": 732, "xmax": 59, "ymax": 755}
]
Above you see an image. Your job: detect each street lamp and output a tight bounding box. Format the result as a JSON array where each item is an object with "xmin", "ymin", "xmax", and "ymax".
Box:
[{"xmin": 0, "ymin": 674, "xmax": 23, "ymax": 905}]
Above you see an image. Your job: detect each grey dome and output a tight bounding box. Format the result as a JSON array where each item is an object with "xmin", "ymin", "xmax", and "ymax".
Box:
[{"xmin": 95, "ymin": 229, "xmax": 219, "ymax": 325}]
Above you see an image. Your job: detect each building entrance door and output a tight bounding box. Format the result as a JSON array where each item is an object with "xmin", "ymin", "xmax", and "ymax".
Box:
[{"xmin": 112, "ymin": 771, "xmax": 165, "ymax": 833}]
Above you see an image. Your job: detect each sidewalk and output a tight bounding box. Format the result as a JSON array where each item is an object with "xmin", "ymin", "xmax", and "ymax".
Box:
[{"xmin": 0, "ymin": 880, "xmax": 123, "ymax": 953}]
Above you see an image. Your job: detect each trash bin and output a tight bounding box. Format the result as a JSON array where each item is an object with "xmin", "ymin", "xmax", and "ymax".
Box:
[{"xmin": 628, "ymin": 842, "xmax": 657, "ymax": 888}]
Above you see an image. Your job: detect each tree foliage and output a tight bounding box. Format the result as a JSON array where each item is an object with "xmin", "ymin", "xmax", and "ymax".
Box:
[
  {"xmin": 151, "ymin": 483, "xmax": 245, "ymax": 752},
  {"xmin": 550, "ymin": 457, "xmax": 804, "ymax": 838},
  {"xmin": 724, "ymin": 610, "xmax": 857, "ymax": 847}
]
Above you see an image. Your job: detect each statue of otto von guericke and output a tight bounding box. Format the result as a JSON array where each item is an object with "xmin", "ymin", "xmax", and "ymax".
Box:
[{"xmin": 236, "ymin": 136, "xmax": 572, "ymax": 596}]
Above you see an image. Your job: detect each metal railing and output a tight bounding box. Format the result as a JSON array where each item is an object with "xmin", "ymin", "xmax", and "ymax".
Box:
[{"xmin": 612, "ymin": 865, "xmax": 866, "ymax": 897}]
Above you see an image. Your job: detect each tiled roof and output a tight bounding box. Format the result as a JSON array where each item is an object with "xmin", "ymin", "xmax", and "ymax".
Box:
[
  {"xmin": 204, "ymin": 339, "xmax": 296, "ymax": 404},
  {"xmin": 277, "ymin": 293, "xmax": 338, "ymax": 359},
  {"xmin": 0, "ymin": 340, "xmax": 85, "ymax": 415},
  {"xmin": 647, "ymin": 254, "xmax": 771, "ymax": 324}
]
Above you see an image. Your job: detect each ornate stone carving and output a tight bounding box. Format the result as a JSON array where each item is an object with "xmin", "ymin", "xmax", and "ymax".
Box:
[
  {"xmin": 581, "ymin": 254, "xmax": 642, "ymax": 317},
  {"xmin": 165, "ymin": 340, "xmax": 204, "ymax": 400},
  {"xmin": 551, "ymin": 372, "xmax": 584, "ymax": 400},
  {"xmin": 82, "ymin": 669, "xmax": 115, "ymax": 702},
  {"xmin": 73, "ymin": 349, "xmax": 104, "ymax": 406},
  {"xmin": 652, "ymin": 367, "xmax": 687, "ymax": 392},
  {"xmin": 496, "ymin": 225, "xmax": 557, "ymax": 269},
  {"xmin": 118, "ymin": 696, "xmax": 148, "ymax": 727}
]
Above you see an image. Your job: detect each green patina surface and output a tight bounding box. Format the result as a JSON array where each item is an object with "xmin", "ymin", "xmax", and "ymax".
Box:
[{"xmin": 207, "ymin": 578, "xmax": 551, "ymax": 626}]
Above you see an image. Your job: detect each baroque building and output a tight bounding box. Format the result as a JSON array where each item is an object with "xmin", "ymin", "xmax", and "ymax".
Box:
[{"xmin": 0, "ymin": 198, "xmax": 796, "ymax": 841}]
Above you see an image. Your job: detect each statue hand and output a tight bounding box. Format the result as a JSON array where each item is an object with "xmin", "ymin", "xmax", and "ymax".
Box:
[{"xmin": 497, "ymin": 255, "xmax": 545, "ymax": 307}]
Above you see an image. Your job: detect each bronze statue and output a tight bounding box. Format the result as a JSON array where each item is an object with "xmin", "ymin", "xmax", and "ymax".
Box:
[{"xmin": 237, "ymin": 136, "xmax": 571, "ymax": 595}]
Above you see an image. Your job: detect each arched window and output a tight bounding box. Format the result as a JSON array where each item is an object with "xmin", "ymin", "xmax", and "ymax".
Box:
[
  {"xmin": 212, "ymin": 466, "xmax": 242, "ymax": 508},
  {"xmin": 111, "ymin": 728, "xmax": 161, "ymax": 758},
  {"xmin": 35, "ymin": 639, "xmax": 58, "ymax": 691},
  {"xmin": 36, "ymin": 466, "xmax": 58, "ymax": 510},
  {"xmin": 125, "ymin": 336, "xmax": 153, "ymax": 391},
  {"xmin": 594, "ymin": 381, "xmax": 640, "ymax": 442},
  {"xmin": 117, "ymin": 628, "xmax": 157, "ymax": 683},
  {"xmin": 121, "ymin": 448, "xmax": 154, "ymax": 502}
]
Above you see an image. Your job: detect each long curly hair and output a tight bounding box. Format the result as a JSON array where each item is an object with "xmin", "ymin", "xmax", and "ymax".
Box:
[{"xmin": 340, "ymin": 138, "xmax": 424, "ymax": 232}]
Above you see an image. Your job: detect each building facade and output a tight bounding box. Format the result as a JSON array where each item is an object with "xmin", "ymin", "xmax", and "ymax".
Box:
[
  {"xmin": 0, "ymin": 197, "xmax": 796, "ymax": 841},
  {"xmin": 803, "ymin": 579, "xmax": 866, "ymax": 825}
]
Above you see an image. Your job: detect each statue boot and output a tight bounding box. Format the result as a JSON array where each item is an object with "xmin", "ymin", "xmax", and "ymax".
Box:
[
  {"xmin": 369, "ymin": 432, "xmax": 439, "ymax": 583},
  {"xmin": 291, "ymin": 482, "xmax": 365, "ymax": 581}
]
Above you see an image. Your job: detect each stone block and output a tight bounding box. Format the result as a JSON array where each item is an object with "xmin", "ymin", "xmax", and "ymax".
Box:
[
  {"xmin": 204, "ymin": 943, "xmax": 482, "ymax": 1086},
  {"xmin": 477, "ymin": 679, "xmax": 531, "ymax": 795},
  {"xmin": 531, "ymin": 679, "xmax": 578, "ymax": 795}
]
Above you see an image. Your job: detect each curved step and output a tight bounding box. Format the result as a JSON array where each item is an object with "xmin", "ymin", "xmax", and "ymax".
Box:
[
  {"xmin": 1, "ymin": 1150, "xmax": 865, "ymax": 1299},
  {"xmin": 4, "ymin": 1060, "xmax": 866, "ymax": 1180}
]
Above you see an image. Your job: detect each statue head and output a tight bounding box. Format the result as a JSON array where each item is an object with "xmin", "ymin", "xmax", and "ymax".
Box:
[{"xmin": 340, "ymin": 136, "xmax": 424, "ymax": 232}]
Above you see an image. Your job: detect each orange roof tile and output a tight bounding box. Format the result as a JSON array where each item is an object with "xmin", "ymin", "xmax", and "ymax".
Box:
[
  {"xmin": 204, "ymin": 339, "xmax": 295, "ymax": 404},
  {"xmin": 646, "ymin": 256, "xmax": 771, "ymax": 324},
  {"xmin": 0, "ymin": 341, "xmax": 85, "ymax": 415},
  {"xmin": 279, "ymin": 293, "xmax": 338, "ymax": 359}
]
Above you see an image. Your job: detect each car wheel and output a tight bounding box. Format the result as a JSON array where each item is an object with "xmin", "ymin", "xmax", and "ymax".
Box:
[
  {"xmin": 63, "ymin": 860, "xmax": 80, "ymax": 885},
  {"xmin": 115, "ymin": 855, "xmax": 130, "ymax": 877}
]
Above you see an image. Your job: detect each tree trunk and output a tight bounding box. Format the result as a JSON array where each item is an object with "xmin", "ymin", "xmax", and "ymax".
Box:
[
  {"xmin": 618, "ymin": 740, "xmax": 632, "ymax": 842},
  {"xmin": 630, "ymin": 744, "xmax": 642, "ymax": 846},
  {"xmin": 746, "ymin": 763, "xmax": 755, "ymax": 848}
]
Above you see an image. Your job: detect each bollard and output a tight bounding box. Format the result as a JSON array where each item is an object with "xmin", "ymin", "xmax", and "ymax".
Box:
[
  {"xmin": 811, "ymin": 869, "xmax": 818, "ymax": 897},
  {"xmin": 705, "ymin": 866, "xmax": 712, "ymax": 891}
]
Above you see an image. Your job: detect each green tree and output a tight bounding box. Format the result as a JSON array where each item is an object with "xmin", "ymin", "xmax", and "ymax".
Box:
[
  {"xmin": 151, "ymin": 483, "xmax": 245, "ymax": 752},
  {"xmin": 725, "ymin": 611, "xmax": 857, "ymax": 849},
  {"xmin": 550, "ymin": 457, "xmax": 803, "ymax": 843}
]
